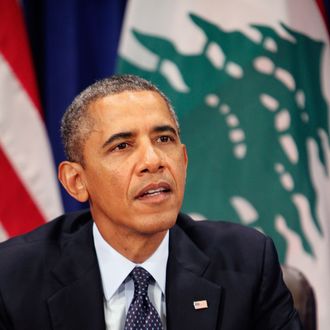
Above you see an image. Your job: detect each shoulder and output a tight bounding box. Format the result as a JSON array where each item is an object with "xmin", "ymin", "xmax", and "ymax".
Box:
[
  {"xmin": 0, "ymin": 210, "xmax": 92, "ymax": 269},
  {"xmin": 175, "ymin": 212, "xmax": 275, "ymax": 269},
  {"xmin": 176, "ymin": 212, "xmax": 267, "ymax": 247}
]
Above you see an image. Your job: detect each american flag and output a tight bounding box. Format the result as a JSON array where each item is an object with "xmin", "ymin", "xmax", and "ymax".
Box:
[{"xmin": 0, "ymin": 0, "xmax": 62, "ymax": 240}]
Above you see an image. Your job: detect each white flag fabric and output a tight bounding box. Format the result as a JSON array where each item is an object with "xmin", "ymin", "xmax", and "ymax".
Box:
[{"xmin": 117, "ymin": 1, "xmax": 330, "ymax": 329}]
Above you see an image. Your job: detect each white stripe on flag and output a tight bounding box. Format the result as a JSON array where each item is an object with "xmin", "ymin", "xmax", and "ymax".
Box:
[
  {"xmin": 120, "ymin": 0, "xmax": 330, "ymax": 104},
  {"xmin": 0, "ymin": 222, "xmax": 8, "ymax": 242}
]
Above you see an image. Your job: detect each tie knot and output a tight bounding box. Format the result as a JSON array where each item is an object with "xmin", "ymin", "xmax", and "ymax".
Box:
[{"xmin": 130, "ymin": 267, "xmax": 152, "ymax": 296}]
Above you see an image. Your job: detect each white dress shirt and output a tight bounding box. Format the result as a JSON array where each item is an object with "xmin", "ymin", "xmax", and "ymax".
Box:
[{"xmin": 93, "ymin": 223, "xmax": 168, "ymax": 330}]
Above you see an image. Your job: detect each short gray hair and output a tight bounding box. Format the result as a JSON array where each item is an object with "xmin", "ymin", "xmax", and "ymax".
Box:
[{"xmin": 61, "ymin": 74, "xmax": 179, "ymax": 164}]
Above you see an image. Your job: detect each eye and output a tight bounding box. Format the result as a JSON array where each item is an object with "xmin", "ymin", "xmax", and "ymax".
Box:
[
  {"xmin": 157, "ymin": 135, "xmax": 173, "ymax": 143},
  {"xmin": 113, "ymin": 142, "xmax": 129, "ymax": 151}
]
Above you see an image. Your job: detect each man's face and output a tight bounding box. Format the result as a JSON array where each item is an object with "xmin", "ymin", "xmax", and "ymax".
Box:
[{"xmin": 80, "ymin": 90, "xmax": 187, "ymax": 238}]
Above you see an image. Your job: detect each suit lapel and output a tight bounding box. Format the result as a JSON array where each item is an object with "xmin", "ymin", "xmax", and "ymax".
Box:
[
  {"xmin": 166, "ymin": 220, "xmax": 222, "ymax": 330},
  {"xmin": 47, "ymin": 220, "xmax": 105, "ymax": 330}
]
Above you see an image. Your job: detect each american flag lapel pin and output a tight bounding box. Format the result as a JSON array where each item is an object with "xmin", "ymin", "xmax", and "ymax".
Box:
[{"xmin": 193, "ymin": 300, "xmax": 208, "ymax": 310}]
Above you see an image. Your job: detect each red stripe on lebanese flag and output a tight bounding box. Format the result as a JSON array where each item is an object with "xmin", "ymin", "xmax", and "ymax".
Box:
[
  {"xmin": 0, "ymin": 0, "xmax": 41, "ymax": 112},
  {"xmin": 0, "ymin": 0, "xmax": 63, "ymax": 240},
  {"xmin": 0, "ymin": 148, "xmax": 44, "ymax": 236}
]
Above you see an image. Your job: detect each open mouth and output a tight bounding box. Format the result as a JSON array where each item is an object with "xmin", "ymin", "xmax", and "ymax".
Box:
[
  {"xmin": 135, "ymin": 183, "xmax": 172, "ymax": 200},
  {"xmin": 139, "ymin": 187, "xmax": 171, "ymax": 198}
]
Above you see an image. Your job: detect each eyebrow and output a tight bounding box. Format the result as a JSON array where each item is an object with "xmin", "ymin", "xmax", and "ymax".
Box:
[
  {"xmin": 101, "ymin": 125, "xmax": 178, "ymax": 149},
  {"xmin": 102, "ymin": 132, "xmax": 134, "ymax": 149},
  {"xmin": 153, "ymin": 125, "xmax": 178, "ymax": 136}
]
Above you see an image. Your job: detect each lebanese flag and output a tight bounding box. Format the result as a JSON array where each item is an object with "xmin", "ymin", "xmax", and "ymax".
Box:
[
  {"xmin": 0, "ymin": 0, "xmax": 62, "ymax": 240},
  {"xmin": 118, "ymin": 0, "xmax": 330, "ymax": 329}
]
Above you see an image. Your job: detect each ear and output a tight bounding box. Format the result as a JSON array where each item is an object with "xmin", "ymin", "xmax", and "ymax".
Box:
[{"xmin": 58, "ymin": 161, "xmax": 89, "ymax": 202}]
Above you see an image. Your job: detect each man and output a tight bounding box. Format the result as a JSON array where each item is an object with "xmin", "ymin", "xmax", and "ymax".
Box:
[{"xmin": 0, "ymin": 74, "xmax": 301, "ymax": 329}]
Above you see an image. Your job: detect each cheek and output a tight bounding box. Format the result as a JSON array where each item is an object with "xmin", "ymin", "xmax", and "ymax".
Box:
[
  {"xmin": 86, "ymin": 165, "xmax": 126, "ymax": 199},
  {"xmin": 103, "ymin": 167, "xmax": 127, "ymax": 195},
  {"xmin": 170, "ymin": 154, "xmax": 187, "ymax": 185}
]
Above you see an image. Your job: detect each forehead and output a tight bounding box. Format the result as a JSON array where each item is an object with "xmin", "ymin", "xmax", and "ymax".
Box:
[{"xmin": 88, "ymin": 90, "xmax": 176, "ymax": 131}]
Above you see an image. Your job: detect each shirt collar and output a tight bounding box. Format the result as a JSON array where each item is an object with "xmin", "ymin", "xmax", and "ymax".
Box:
[{"xmin": 93, "ymin": 223, "xmax": 169, "ymax": 302}]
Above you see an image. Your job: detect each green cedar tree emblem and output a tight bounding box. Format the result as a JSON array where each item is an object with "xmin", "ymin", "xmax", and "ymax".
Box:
[{"xmin": 117, "ymin": 13, "xmax": 330, "ymax": 261}]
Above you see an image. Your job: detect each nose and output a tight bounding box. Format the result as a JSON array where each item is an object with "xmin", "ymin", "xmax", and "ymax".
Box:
[{"xmin": 137, "ymin": 142, "xmax": 164, "ymax": 174}]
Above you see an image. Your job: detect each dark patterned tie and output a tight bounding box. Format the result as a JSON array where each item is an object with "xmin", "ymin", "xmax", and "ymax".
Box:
[{"xmin": 124, "ymin": 267, "xmax": 163, "ymax": 330}]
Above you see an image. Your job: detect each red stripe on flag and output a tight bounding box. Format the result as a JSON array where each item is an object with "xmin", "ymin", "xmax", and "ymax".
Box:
[
  {"xmin": 0, "ymin": 148, "xmax": 45, "ymax": 237},
  {"xmin": 0, "ymin": 0, "xmax": 42, "ymax": 113}
]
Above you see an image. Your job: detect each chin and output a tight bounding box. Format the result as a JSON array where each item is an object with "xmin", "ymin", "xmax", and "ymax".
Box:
[{"xmin": 136, "ymin": 211, "xmax": 178, "ymax": 234}]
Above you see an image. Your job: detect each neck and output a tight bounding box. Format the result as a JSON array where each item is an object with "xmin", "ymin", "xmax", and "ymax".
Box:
[{"xmin": 95, "ymin": 221, "xmax": 168, "ymax": 264}]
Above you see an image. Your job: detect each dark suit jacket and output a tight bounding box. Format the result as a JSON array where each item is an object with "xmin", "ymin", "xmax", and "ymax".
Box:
[{"xmin": 0, "ymin": 211, "xmax": 301, "ymax": 329}]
